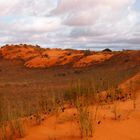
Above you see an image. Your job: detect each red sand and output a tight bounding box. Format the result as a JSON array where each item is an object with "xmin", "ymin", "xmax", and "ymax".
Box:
[{"xmin": 18, "ymin": 72, "xmax": 140, "ymax": 140}]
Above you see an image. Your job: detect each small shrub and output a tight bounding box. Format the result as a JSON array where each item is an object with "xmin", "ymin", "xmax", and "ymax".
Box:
[
  {"xmin": 76, "ymin": 99, "xmax": 93, "ymax": 138},
  {"xmin": 129, "ymin": 81, "xmax": 136, "ymax": 110},
  {"xmin": 34, "ymin": 112, "xmax": 42, "ymax": 125},
  {"xmin": 14, "ymin": 120, "xmax": 26, "ymax": 138},
  {"xmin": 43, "ymin": 54, "xmax": 49, "ymax": 58},
  {"xmin": 1, "ymin": 124, "xmax": 7, "ymax": 140},
  {"xmin": 84, "ymin": 49, "xmax": 92, "ymax": 56},
  {"xmin": 111, "ymin": 101, "xmax": 121, "ymax": 120},
  {"xmin": 102, "ymin": 48, "xmax": 112, "ymax": 52}
]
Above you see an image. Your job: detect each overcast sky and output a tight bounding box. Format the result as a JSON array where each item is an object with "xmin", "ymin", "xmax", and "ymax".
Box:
[{"xmin": 0, "ymin": 0, "xmax": 140, "ymax": 50}]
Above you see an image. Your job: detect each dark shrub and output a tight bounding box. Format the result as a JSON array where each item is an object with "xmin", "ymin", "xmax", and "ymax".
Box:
[{"xmin": 102, "ymin": 48, "xmax": 112, "ymax": 52}]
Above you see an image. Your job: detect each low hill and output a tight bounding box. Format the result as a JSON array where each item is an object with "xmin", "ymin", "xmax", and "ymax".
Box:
[{"xmin": 0, "ymin": 44, "xmax": 140, "ymax": 69}]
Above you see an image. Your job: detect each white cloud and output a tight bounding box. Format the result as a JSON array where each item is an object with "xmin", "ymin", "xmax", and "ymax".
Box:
[
  {"xmin": 13, "ymin": 17, "xmax": 61, "ymax": 33},
  {"xmin": 0, "ymin": 0, "xmax": 18, "ymax": 16},
  {"xmin": 0, "ymin": 0, "xmax": 55, "ymax": 16},
  {"xmin": 0, "ymin": 0, "xmax": 139, "ymax": 50}
]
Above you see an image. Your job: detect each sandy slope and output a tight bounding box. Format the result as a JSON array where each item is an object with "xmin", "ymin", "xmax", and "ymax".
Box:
[
  {"xmin": 120, "ymin": 72, "xmax": 140, "ymax": 92},
  {"xmin": 18, "ymin": 72, "xmax": 140, "ymax": 140},
  {"xmin": 18, "ymin": 88, "xmax": 140, "ymax": 140},
  {"xmin": 94, "ymin": 94, "xmax": 140, "ymax": 140},
  {"xmin": 73, "ymin": 53, "xmax": 113, "ymax": 68}
]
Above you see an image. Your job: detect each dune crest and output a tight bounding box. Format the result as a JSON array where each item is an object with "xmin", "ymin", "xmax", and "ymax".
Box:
[{"xmin": 1, "ymin": 44, "xmax": 140, "ymax": 69}]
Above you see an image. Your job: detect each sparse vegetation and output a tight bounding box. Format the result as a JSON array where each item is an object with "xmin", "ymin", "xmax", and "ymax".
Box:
[
  {"xmin": 0, "ymin": 45, "xmax": 139, "ymax": 139},
  {"xmin": 129, "ymin": 81, "xmax": 137, "ymax": 110},
  {"xmin": 75, "ymin": 98, "xmax": 93, "ymax": 138}
]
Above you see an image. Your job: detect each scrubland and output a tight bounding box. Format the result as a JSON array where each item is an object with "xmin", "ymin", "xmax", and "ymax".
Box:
[{"xmin": 0, "ymin": 44, "xmax": 140, "ymax": 140}]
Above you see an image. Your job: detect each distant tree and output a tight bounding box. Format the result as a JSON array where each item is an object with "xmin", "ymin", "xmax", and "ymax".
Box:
[
  {"xmin": 102, "ymin": 48, "xmax": 112, "ymax": 52},
  {"xmin": 84, "ymin": 49, "xmax": 92, "ymax": 56},
  {"xmin": 36, "ymin": 45, "xmax": 41, "ymax": 48}
]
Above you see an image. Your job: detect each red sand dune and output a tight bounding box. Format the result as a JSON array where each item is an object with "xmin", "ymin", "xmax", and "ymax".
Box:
[
  {"xmin": 73, "ymin": 53, "xmax": 113, "ymax": 68},
  {"xmin": 17, "ymin": 73, "xmax": 140, "ymax": 140},
  {"xmin": 0, "ymin": 44, "xmax": 140, "ymax": 69},
  {"xmin": 0, "ymin": 44, "xmax": 41, "ymax": 60}
]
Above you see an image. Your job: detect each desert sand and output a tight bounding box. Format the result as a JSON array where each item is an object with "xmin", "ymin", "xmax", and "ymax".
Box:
[
  {"xmin": 18, "ymin": 74, "xmax": 140, "ymax": 140},
  {"xmin": 0, "ymin": 44, "xmax": 140, "ymax": 140}
]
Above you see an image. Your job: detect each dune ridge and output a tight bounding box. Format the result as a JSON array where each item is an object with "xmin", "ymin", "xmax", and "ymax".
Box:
[{"xmin": 1, "ymin": 44, "xmax": 139, "ymax": 69}]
